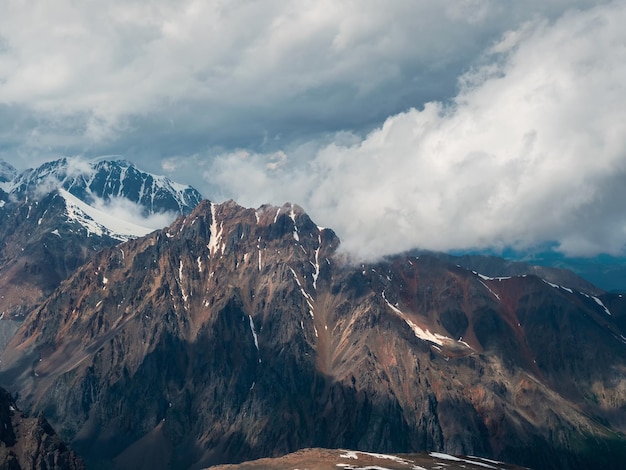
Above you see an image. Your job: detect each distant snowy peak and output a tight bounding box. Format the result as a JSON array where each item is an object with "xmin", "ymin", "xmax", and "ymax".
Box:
[
  {"xmin": 0, "ymin": 160, "xmax": 16, "ymax": 184},
  {"xmin": 10, "ymin": 157, "xmax": 203, "ymax": 216}
]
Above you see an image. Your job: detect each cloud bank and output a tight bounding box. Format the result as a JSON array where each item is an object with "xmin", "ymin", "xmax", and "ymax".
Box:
[
  {"xmin": 91, "ymin": 196, "xmax": 177, "ymax": 232},
  {"xmin": 0, "ymin": 1, "xmax": 610, "ymax": 167},
  {"xmin": 206, "ymin": 2, "xmax": 626, "ymax": 259},
  {"xmin": 1, "ymin": 0, "xmax": 624, "ymax": 260}
]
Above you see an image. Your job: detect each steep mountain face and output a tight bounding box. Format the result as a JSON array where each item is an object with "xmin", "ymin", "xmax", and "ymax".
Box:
[
  {"xmin": 0, "ymin": 158, "xmax": 203, "ymax": 345},
  {"xmin": 1, "ymin": 200, "xmax": 625, "ymax": 470},
  {"xmin": 0, "ymin": 386, "xmax": 84, "ymax": 469}
]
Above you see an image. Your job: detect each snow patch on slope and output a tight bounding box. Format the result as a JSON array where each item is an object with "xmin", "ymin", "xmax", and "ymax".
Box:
[
  {"xmin": 208, "ymin": 203, "xmax": 225, "ymax": 256},
  {"xmin": 382, "ymin": 292, "xmax": 453, "ymax": 347},
  {"xmin": 338, "ymin": 450, "xmax": 429, "ymax": 470},
  {"xmin": 248, "ymin": 315, "xmax": 261, "ymax": 363},
  {"xmin": 429, "ymin": 452, "xmax": 499, "ymax": 469},
  {"xmin": 478, "ymin": 280, "xmax": 501, "ymax": 301},
  {"xmin": 312, "ymin": 234, "xmax": 321, "ymax": 290},
  {"xmin": 475, "ymin": 272, "xmax": 512, "ymax": 282},
  {"xmin": 289, "ymin": 204, "xmax": 300, "ymax": 241},
  {"xmin": 542, "ymin": 279, "xmax": 574, "ymax": 294},
  {"xmin": 591, "ymin": 295, "xmax": 612, "ymax": 316},
  {"xmin": 542, "ymin": 280, "xmax": 612, "ymax": 315}
]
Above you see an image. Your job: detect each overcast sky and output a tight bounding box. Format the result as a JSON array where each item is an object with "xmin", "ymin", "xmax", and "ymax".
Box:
[{"xmin": 1, "ymin": 0, "xmax": 625, "ymax": 259}]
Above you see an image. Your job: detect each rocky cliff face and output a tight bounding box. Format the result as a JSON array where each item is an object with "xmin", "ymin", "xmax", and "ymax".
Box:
[
  {"xmin": 0, "ymin": 386, "xmax": 84, "ymax": 469},
  {"xmin": 1, "ymin": 200, "xmax": 625, "ymax": 469}
]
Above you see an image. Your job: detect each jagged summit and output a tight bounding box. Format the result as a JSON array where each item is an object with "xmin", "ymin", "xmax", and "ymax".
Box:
[
  {"xmin": 1, "ymin": 157, "xmax": 203, "ymax": 243},
  {"xmin": 8, "ymin": 157, "xmax": 203, "ymax": 216},
  {"xmin": 0, "ymin": 160, "xmax": 16, "ymax": 184}
]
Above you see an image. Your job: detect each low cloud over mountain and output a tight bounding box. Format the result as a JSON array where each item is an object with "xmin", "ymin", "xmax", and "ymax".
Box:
[{"xmin": 206, "ymin": 2, "xmax": 626, "ymax": 260}]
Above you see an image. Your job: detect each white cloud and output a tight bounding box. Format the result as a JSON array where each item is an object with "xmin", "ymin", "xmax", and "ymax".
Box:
[
  {"xmin": 65, "ymin": 156, "xmax": 93, "ymax": 178},
  {"xmin": 0, "ymin": 0, "xmax": 611, "ymax": 152},
  {"xmin": 92, "ymin": 196, "xmax": 176, "ymax": 231},
  {"xmin": 206, "ymin": 1, "xmax": 626, "ymax": 259},
  {"xmin": 1, "ymin": 0, "xmax": 623, "ymax": 260}
]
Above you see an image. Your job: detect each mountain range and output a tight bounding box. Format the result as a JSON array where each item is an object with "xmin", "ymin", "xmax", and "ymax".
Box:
[{"xmin": 0, "ymin": 158, "xmax": 625, "ymax": 469}]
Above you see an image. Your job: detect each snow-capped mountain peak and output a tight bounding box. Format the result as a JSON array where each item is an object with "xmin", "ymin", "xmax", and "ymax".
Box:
[
  {"xmin": 9, "ymin": 157, "xmax": 203, "ymax": 216},
  {"xmin": 0, "ymin": 160, "xmax": 17, "ymax": 185}
]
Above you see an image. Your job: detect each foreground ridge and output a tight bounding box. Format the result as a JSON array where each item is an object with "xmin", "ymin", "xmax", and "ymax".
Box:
[{"xmin": 207, "ymin": 448, "xmax": 530, "ymax": 470}]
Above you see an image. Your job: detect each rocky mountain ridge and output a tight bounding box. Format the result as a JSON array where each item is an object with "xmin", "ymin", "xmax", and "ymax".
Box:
[
  {"xmin": 420, "ymin": 252, "xmax": 603, "ymax": 296},
  {"xmin": 1, "ymin": 199, "xmax": 625, "ymax": 469},
  {"xmin": 0, "ymin": 385, "xmax": 84, "ymax": 469}
]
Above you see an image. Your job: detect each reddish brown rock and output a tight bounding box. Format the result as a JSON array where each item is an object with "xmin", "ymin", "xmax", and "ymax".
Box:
[{"xmin": 0, "ymin": 386, "xmax": 84, "ymax": 469}]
